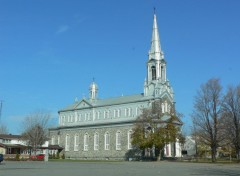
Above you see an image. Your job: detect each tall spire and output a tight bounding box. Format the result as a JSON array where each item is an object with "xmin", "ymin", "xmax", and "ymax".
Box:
[
  {"xmin": 148, "ymin": 11, "xmax": 164, "ymax": 61},
  {"xmin": 145, "ymin": 11, "xmax": 168, "ymax": 97}
]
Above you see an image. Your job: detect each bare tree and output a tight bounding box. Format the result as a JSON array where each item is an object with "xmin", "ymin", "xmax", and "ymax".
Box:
[
  {"xmin": 222, "ymin": 85, "xmax": 240, "ymax": 160},
  {"xmin": 0, "ymin": 123, "xmax": 8, "ymax": 134},
  {"xmin": 191, "ymin": 78, "xmax": 224, "ymax": 162},
  {"xmin": 21, "ymin": 111, "xmax": 50, "ymax": 154}
]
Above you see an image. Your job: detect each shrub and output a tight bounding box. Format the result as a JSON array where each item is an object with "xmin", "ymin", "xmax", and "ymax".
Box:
[
  {"xmin": 49, "ymin": 154, "xmax": 52, "ymax": 159},
  {"xmin": 15, "ymin": 154, "xmax": 20, "ymax": 161},
  {"xmin": 56, "ymin": 152, "xmax": 60, "ymax": 159}
]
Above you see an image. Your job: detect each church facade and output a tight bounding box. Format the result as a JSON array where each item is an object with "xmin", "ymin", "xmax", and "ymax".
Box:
[{"xmin": 49, "ymin": 13, "xmax": 182, "ymax": 160}]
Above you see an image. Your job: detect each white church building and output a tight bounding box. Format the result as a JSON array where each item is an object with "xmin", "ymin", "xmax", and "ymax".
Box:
[{"xmin": 49, "ymin": 12, "xmax": 183, "ymax": 160}]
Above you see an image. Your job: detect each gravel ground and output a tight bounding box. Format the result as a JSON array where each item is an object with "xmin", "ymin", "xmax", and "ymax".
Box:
[{"xmin": 0, "ymin": 161, "xmax": 240, "ymax": 176}]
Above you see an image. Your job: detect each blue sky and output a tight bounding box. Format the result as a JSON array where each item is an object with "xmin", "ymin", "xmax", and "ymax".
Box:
[{"xmin": 0, "ymin": 0, "xmax": 240, "ymax": 134}]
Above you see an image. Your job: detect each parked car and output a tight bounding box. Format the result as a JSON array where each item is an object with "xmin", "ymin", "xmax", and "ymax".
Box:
[
  {"xmin": 30, "ymin": 154, "xmax": 45, "ymax": 160},
  {"xmin": 0, "ymin": 154, "xmax": 3, "ymax": 163},
  {"xmin": 36, "ymin": 154, "xmax": 45, "ymax": 160}
]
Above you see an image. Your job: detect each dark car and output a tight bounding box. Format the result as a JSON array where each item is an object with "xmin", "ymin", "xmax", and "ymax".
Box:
[{"xmin": 0, "ymin": 154, "xmax": 3, "ymax": 163}]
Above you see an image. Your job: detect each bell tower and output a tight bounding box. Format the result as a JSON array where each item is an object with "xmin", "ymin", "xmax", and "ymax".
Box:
[{"xmin": 144, "ymin": 12, "xmax": 173, "ymax": 99}]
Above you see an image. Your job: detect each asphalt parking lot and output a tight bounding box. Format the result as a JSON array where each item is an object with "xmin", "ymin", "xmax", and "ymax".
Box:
[{"xmin": 0, "ymin": 161, "xmax": 240, "ymax": 176}]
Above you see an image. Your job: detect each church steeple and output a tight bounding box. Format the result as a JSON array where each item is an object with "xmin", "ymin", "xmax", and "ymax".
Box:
[
  {"xmin": 146, "ymin": 12, "xmax": 166, "ymax": 84},
  {"xmin": 144, "ymin": 11, "xmax": 170, "ymax": 97}
]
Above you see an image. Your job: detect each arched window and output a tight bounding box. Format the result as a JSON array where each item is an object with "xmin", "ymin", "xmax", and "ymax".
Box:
[
  {"xmin": 162, "ymin": 103, "xmax": 165, "ymax": 113},
  {"xmin": 129, "ymin": 108, "xmax": 132, "ymax": 117},
  {"xmin": 75, "ymin": 112, "xmax": 78, "ymax": 122},
  {"xmin": 94, "ymin": 132, "xmax": 99, "ymax": 150},
  {"xmin": 61, "ymin": 116, "xmax": 64, "ymax": 125},
  {"xmin": 59, "ymin": 116, "xmax": 62, "ymax": 125},
  {"xmin": 104, "ymin": 132, "xmax": 110, "ymax": 150},
  {"xmin": 57, "ymin": 135, "xmax": 60, "ymax": 145},
  {"xmin": 117, "ymin": 109, "xmax": 121, "ymax": 117},
  {"xmin": 104, "ymin": 111, "xmax": 109, "ymax": 119},
  {"xmin": 135, "ymin": 107, "xmax": 139, "ymax": 116},
  {"xmin": 51, "ymin": 136, "xmax": 55, "ymax": 145},
  {"xmin": 84, "ymin": 133, "xmax": 89, "ymax": 151},
  {"xmin": 165, "ymin": 101, "xmax": 168, "ymax": 113},
  {"xmin": 168, "ymin": 104, "xmax": 171, "ymax": 113},
  {"xmin": 79, "ymin": 114, "xmax": 82, "ymax": 121},
  {"xmin": 88, "ymin": 113, "xmax": 91, "ymax": 121},
  {"xmin": 161, "ymin": 66, "xmax": 164, "ymax": 78},
  {"xmin": 116, "ymin": 131, "xmax": 121, "ymax": 150},
  {"xmin": 95, "ymin": 111, "xmax": 100, "ymax": 119},
  {"xmin": 65, "ymin": 134, "xmax": 70, "ymax": 151},
  {"xmin": 74, "ymin": 134, "xmax": 79, "ymax": 151},
  {"xmin": 151, "ymin": 66, "xmax": 156, "ymax": 80},
  {"xmin": 128, "ymin": 130, "xmax": 133, "ymax": 149}
]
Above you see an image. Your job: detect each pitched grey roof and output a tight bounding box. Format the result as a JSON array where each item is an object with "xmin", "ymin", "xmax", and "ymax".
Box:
[
  {"xmin": 0, "ymin": 134, "xmax": 22, "ymax": 140},
  {"xmin": 59, "ymin": 93, "xmax": 150, "ymax": 112}
]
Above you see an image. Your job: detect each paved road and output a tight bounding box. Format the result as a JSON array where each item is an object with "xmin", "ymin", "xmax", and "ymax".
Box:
[{"xmin": 0, "ymin": 161, "xmax": 240, "ymax": 176}]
